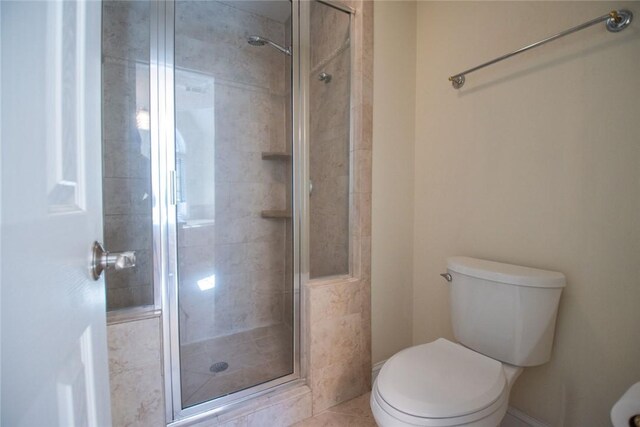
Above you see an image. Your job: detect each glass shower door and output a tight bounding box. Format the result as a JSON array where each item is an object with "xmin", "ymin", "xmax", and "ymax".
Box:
[{"xmin": 171, "ymin": 0, "xmax": 295, "ymax": 410}]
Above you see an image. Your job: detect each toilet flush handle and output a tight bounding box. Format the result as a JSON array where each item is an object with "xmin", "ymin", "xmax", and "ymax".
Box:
[{"xmin": 440, "ymin": 273, "xmax": 452, "ymax": 282}]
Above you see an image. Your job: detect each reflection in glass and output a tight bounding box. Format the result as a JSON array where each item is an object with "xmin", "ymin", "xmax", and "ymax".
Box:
[
  {"xmin": 101, "ymin": 1, "xmax": 153, "ymax": 310},
  {"xmin": 174, "ymin": 0, "xmax": 294, "ymax": 407},
  {"xmin": 309, "ymin": 1, "xmax": 351, "ymax": 278}
]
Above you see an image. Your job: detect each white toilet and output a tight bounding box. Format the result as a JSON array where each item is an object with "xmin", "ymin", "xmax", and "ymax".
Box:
[{"xmin": 371, "ymin": 256, "xmax": 566, "ymax": 427}]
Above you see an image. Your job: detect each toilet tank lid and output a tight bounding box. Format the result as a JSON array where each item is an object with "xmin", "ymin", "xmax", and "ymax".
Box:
[{"xmin": 447, "ymin": 257, "xmax": 566, "ymax": 288}]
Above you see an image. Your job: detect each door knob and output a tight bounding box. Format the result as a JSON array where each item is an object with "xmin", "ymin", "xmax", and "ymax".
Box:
[{"xmin": 91, "ymin": 241, "xmax": 136, "ymax": 280}]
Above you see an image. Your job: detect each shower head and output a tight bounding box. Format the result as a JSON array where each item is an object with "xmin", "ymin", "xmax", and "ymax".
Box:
[
  {"xmin": 247, "ymin": 35, "xmax": 291, "ymax": 56},
  {"xmin": 247, "ymin": 35, "xmax": 267, "ymax": 46}
]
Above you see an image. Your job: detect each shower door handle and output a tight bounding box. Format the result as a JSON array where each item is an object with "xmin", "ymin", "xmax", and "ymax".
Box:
[{"xmin": 91, "ymin": 241, "xmax": 136, "ymax": 280}]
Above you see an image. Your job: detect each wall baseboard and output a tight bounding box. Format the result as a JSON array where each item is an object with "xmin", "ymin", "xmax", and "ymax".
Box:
[
  {"xmin": 371, "ymin": 361, "xmax": 548, "ymax": 427},
  {"xmin": 501, "ymin": 406, "xmax": 549, "ymax": 427}
]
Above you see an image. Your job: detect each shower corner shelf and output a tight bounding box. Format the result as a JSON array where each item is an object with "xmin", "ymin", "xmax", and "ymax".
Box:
[
  {"xmin": 261, "ymin": 210, "xmax": 292, "ymax": 219},
  {"xmin": 261, "ymin": 151, "xmax": 291, "ymax": 161}
]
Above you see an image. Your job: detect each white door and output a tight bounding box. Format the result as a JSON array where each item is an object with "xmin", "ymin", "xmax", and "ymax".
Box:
[{"xmin": 1, "ymin": 1, "xmax": 111, "ymax": 426}]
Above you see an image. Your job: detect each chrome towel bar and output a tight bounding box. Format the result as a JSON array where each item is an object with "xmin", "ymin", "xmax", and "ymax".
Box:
[{"xmin": 448, "ymin": 9, "xmax": 633, "ymax": 89}]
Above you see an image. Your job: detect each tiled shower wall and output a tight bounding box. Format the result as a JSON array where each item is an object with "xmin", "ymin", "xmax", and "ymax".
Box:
[
  {"xmin": 174, "ymin": 0, "xmax": 292, "ymax": 343},
  {"xmin": 105, "ymin": 0, "xmax": 372, "ymax": 424},
  {"xmin": 309, "ymin": 1, "xmax": 352, "ymax": 278},
  {"xmin": 102, "ymin": 0, "xmax": 293, "ymax": 337},
  {"xmin": 102, "ymin": 1, "xmax": 153, "ymax": 310},
  {"xmin": 305, "ymin": 0, "xmax": 373, "ymax": 415}
]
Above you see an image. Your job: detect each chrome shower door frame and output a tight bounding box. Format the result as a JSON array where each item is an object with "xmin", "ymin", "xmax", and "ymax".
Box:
[{"xmin": 152, "ymin": 0, "xmax": 304, "ymax": 424}]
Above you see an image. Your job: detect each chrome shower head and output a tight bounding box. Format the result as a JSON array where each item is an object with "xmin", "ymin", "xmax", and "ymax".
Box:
[
  {"xmin": 247, "ymin": 35, "xmax": 267, "ymax": 46},
  {"xmin": 246, "ymin": 35, "xmax": 291, "ymax": 56}
]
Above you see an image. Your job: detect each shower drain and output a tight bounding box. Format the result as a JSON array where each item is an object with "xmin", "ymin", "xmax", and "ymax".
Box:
[{"xmin": 209, "ymin": 362, "xmax": 229, "ymax": 373}]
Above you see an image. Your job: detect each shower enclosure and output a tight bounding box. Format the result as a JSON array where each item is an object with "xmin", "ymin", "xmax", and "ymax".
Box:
[
  {"xmin": 171, "ymin": 0, "xmax": 296, "ymax": 410},
  {"xmin": 101, "ymin": 0, "xmax": 353, "ymax": 423}
]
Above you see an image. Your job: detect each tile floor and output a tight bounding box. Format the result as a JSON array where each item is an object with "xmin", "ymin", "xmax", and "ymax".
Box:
[
  {"xmin": 293, "ymin": 393, "xmax": 376, "ymax": 426},
  {"xmin": 180, "ymin": 323, "xmax": 294, "ymax": 407}
]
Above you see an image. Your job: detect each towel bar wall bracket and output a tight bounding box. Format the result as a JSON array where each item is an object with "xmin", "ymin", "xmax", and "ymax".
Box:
[{"xmin": 448, "ymin": 9, "xmax": 633, "ymax": 89}]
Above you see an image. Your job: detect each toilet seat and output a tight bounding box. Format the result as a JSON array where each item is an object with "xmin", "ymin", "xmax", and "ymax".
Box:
[
  {"xmin": 371, "ymin": 383, "xmax": 508, "ymax": 427},
  {"xmin": 372, "ymin": 338, "xmax": 509, "ymax": 426}
]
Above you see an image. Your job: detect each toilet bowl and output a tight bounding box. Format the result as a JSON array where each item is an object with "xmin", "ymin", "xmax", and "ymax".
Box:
[
  {"xmin": 370, "ymin": 257, "xmax": 565, "ymax": 427},
  {"xmin": 371, "ymin": 339, "xmax": 522, "ymax": 427}
]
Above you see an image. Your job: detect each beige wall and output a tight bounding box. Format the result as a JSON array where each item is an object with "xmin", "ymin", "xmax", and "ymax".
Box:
[
  {"xmin": 412, "ymin": 1, "xmax": 640, "ymax": 425},
  {"xmin": 371, "ymin": 0, "xmax": 416, "ymax": 364}
]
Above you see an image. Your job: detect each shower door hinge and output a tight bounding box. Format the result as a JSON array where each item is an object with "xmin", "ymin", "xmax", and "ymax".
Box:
[{"xmin": 169, "ymin": 170, "xmax": 178, "ymax": 206}]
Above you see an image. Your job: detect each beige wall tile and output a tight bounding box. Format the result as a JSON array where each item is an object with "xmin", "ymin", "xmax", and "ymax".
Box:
[
  {"xmin": 295, "ymin": 411, "xmax": 375, "ymax": 427},
  {"xmin": 308, "ymin": 280, "xmax": 362, "ymax": 325},
  {"xmin": 102, "ymin": 1, "xmax": 149, "ymax": 62},
  {"xmin": 246, "ymin": 389, "xmax": 312, "ymax": 427},
  {"xmin": 353, "ymin": 149, "xmax": 372, "ymax": 195},
  {"xmin": 212, "ymin": 386, "xmax": 312, "ymax": 427},
  {"xmin": 311, "ymin": 312, "xmax": 362, "ymax": 369},
  {"xmin": 306, "ymin": 0, "xmax": 373, "ymax": 417},
  {"xmin": 310, "ymin": 357, "xmax": 365, "ymax": 413},
  {"xmin": 108, "ymin": 317, "xmax": 164, "ymax": 427}
]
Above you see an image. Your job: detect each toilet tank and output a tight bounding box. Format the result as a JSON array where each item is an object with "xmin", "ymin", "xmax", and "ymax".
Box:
[{"xmin": 447, "ymin": 257, "xmax": 565, "ymax": 367}]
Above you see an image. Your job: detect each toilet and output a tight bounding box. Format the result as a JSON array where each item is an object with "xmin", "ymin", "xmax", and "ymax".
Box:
[{"xmin": 371, "ymin": 256, "xmax": 566, "ymax": 427}]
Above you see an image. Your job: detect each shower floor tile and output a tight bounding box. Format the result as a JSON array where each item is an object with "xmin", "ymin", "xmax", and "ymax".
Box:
[{"xmin": 180, "ymin": 323, "xmax": 294, "ymax": 408}]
